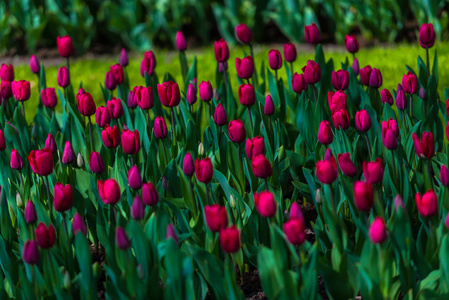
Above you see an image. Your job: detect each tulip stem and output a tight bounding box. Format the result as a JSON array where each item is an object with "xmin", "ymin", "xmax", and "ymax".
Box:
[
  {"xmin": 205, "ymin": 184, "xmax": 210, "ymax": 205},
  {"xmin": 391, "ymin": 150, "xmax": 398, "ymax": 180},
  {"xmin": 222, "ymin": 69, "xmax": 229, "ymax": 92},
  {"xmin": 32, "ymin": 266, "xmax": 39, "ymax": 298},
  {"xmin": 18, "ymin": 172, "xmax": 24, "ymax": 191},
  {"xmin": 328, "ymin": 184, "xmax": 336, "ymax": 214},
  {"xmin": 265, "ymin": 178, "xmax": 268, "ymax": 191},
  {"xmin": 88, "ymin": 117, "xmax": 94, "ymax": 152},
  {"xmin": 62, "ymin": 213, "xmax": 69, "ymax": 240},
  {"xmin": 401, "ymin": 110, "xmax": 408, "ymax": 136},
  {"xmin": 290, "ymin": 62, "xmax": 294, "ymax": 75},
  {"xmin": 171, "ymin": 108, "xmax": 176, "ymax": 146},
  {"xmin": 249, "ymin": 44, "xmax": 258, "ymax": 89},
  {"xmin": 426, "ymin": 46, "xmax": 430, "ymax": 77},
  {"xmin": 22, "ymin": 102, "xmax": 25, "ymax": 118},
  {"xmin": 364, "ymin": 134, "xmax": 372, "ymax": 159},
  {"xmin": 409, "ymin": 94, "xmax": 413, "ymax": 122},
  {"xmin": 45, "ymin": 176, "xmax": 52, "ymax": 210},
  {"xmin": 275, "ymin": 70, "xmax": 278, "ymax": 82},
  {"xmin": 312, "ymin": 85, "xmax": 317, "ymax": 103},
  {"xmin": 66, "ymin": 57, "xmax": 70, "ymax": 72},
  {"xmin": 248, "ymin": 107, "xmax": 254, "ymax": 135}
]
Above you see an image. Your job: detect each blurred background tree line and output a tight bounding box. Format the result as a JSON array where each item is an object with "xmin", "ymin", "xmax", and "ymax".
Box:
[{"xmin": 0, "ymin": 0, "xmax": 448, "ymax": 55}]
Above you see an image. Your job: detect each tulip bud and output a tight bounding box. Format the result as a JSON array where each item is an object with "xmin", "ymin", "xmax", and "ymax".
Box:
[
  {"xmin": 316, "ymin": 151, "xmax": 338, "ymax": 184},
  {"xmin": 120, "ymin": 48, "xmax": 129, "ymax": 67},
  {"xmin": 328, "ymin": 91, "xmax": 347, "ymax": 113},
  {"xmin": 22, "ymin": 240, "xmax": 39, "ymax": 265},
  {"xmin": 154, "ymin": 116, "xmax": 168, "ymax": 139},
  {"xmin": 284, "ymin": 43, "xmax": 297, "ymax": 63},
  {"xmin": 102, "ymin": 125, "xmax": 120, "ymax": 149},
  {"xmin": 29, "ymin": 55, "xmax": 40, "ymax": 74},
  {"xmin": 121, "ymin": 128, "xmax": 140, "ymax": 155},
  {"xmin": 331, "ymin": 69, "xmax": 349, "ymax": 91},
  {"xmin": 254, "ymin": 191, "xmax": 277, "ymax": 218},
  {"xmin": 419, "ymin": 87, "xmax": 427, "ymax": 100},
  {"xmin": 183, "ymin": 153, "xmax": 194, "ymax": 176},
  {"xmin": 395, "ymin": 86, "xmax": 407, "ymax": 111},
  {"xmin": 353, "ymin": 181, "xmax": 374, "ymax": 211},
  {"xmin": 238, "ymin": 84, "xmax": 255, "ymax": 106},
  {"xmin": 116, "ymin": 227, "xmax": 130, "ymax": 250},
  {"xmin": 264, "ymin": 95, "xmax": 275, "ymax": 116},
  {"xmin": 318, "ymin": 120, "xmax": 333, "ymax": 145},
  {"xmin": 35, "ymin": 223, "xmax": 56, "ymax": 249},
  {"xmin": 72, "ymin": 213, "xmax": 87, "ymax": 235},
  {"xmin": 10, "ymin": 149, "xmax": 23, "ymax": 170},
  {"xmin": 235, "ymin": 24, "xmax": 253, "ymax": 44},
  {"xmin": 362, "ymin": 158, "xmax": 384, "ymax": 184},
  {"xmin": 394, "ymin": 194, "xmax": 405, "ymax": 211},
  {"xmin": 105, "ymin": 71, "xmax": 117, "ymax": 91},
  {"xmin": 89, "ymin": 152, "xmax": 105, "ymax": 174},
  {"xmin": 337, "ymin": 153, "xmax": 357, "ymax": 177},
  {"xmin": 316, "ymin": 189, "xmax": 321, "ymax": 203},
  {"xmin": 41, "ymin": 88, "xmax": 57, "ymax": 108},
  {"xmin": 213, "ymin": 104, "xmax": 227, "ymax": 126},
  {"xmin": 380, "ymin": 89, "xmax": 393, "ymax": 106},
  {"xmin": 412, "ymin": 132, "xmax": 435, "ymax": 159},
  {"xmin": 345, "ymin": 35, "xmax": 359, "ymax": 53},
  {"xmin": 198, "ymin": 142, "xmax": 205, "ymax": 156},
  {"xmin": 97, "ymin": 179, "xmax": 121, "ymax": 205},
  {"xmin": 142, "ymin": 182, "xmax": 159, "ymax": 206},
  {"xmin": 157, "ymin": 81, "xmax": 181, "ymax": 107},
  {"xmin": 140, "ymin": 51, "xmax": 157, "ymax": 77},
  {"xmin": 0, "ymin": 64, "xmax": 14, "ymax": 81},
  {"xmin": 302, "ymin": 60, "xmax": 321, "ymax": 84},
  {"xmin": 441, "ymin": 165, "xmax": 449, "ymax": 187},
  {"xmin": 304, "ymin": 23, "xmax": 321, "ymax": 44},
  {"xmin": 402, "ymin": 71, "xmax": 418, "ymax": 94},
  {"xmin": 54, "ymin": 183, "xmax": 73, "ymax": 213},
  {"xmin": 12, "ymin": 80, "xmax": 31, "ymax": 102},
  {"xmin": 359, "ymin": 65, "xmax": 372, "ymax": 86},
  {"xmin": 131, "ymin": 196, "xmax": 145, "ymax": 220},
  {"xmin": 76, "ymin": 92, "xmax": 96, "ymax": 116},
  {"xmin": 186, "ymin": 83, "xmax": 197, "ymax": 105},
  {"xmin": 166, "ymin": 223, "xmax": 179, "ymax": 243},
  {"xmin": 292, "ymin": 73, "xmax": 308, "ymax": 94},
  {"xmin": 369, "ymin": 68, "xmax": 382, "ymax": 88},
  {"xmin": 77, "ymin": 153, "xmax": 84, "ymax": 167},
  {"xmin": 415, "ymin": 190, "xmax": 438, "ymax": 217},
  {"xmin": 228, "ymin": 120, "xmax": 247, "ymax": 143},
  {"xmin": 29, "ymin": 148, "xmax": 54, "ymax": 176},
  {"xmin": 419, "ymin": 23, "xmax": 436, "ymax": 49},
  {"xmin": 107, "ymin": 97, "xmax": 124, "ymax": 119},
  {"xmin": 110, "ymin": 64, "xmax": 124, "ymax": 85},
  {"xmin": 331, "ymin": 108, "xmax": 350, "ymax": 130},
  {"xmin": 369, "ymin": 217, "xmax": 387, "ymax": 244},
  {"xmin": 95, "ymin": 106, "xmax": 111, "ymax": 128},
  {"xmin": 355, "ymin": 110, "xmax": 372, "ymax": 132},
  {"xmin": 214, "ymin": 38, "xmax": 230, "ymax": 62},
  {"xmin": 57, "ymin": 67, "xmax": 70, "ymax": 88},
  {"xmin": 352, "ymin": 57, "xmax": 359, "ymax": 75},
  {"xmin": 56, "ymin": 35, "xmax": 75, "ymax": 58},
  {"xmin": 235, "ymin": 56, "xmax": 254, "ymax": 79},
  {"xmin": 251, "ymin": 154, "xmax": 273, "ymax": 179},
  {"xmin": 176, "ymin": 31, "xmax": 187, "ymax": 51},
  {"xmin": 230, "ymin": 194, "xmax": 236, "ymax": 208},
  {"xmin": 268, "ymin": 49, "xmax": 282, "ymax": 70},
  {"xmin": 246, "ymin": 136, "xmax": 265, "ymax": 160},
  {"xmin": 283, "ymin": 218, "xmax": 306, "ymax": 245},
  {"xmin": 162, "ymin": 177, "xmax": 168, "ymax": 191},
  {"xmin": 199, "ymin": 81, "xmax": 213, "ymax": 102},
  {"xmin": 16, "ymin": 193, "xmax": 23, "ymax": 207},
  {"xmin": 25, "ymin": 201, "xmax": 37, "ymax": 224},
  {"xmin": 128, "ymin": 166, "xmax": 142, "ymax": 189},
  {"xmin": 63, "ymin": 271, "xmax": 71, "ymax": 289},
  {"xmin": 195, "ymin": 157, "xmax": 214, "ymax": 183},
  {"xmin": 44, "ymin": 133, "xmax": 57, "ymax": 153},
  {"xmin": 220, "ymin": 226, "xmax": 240, "ymax": 253}
]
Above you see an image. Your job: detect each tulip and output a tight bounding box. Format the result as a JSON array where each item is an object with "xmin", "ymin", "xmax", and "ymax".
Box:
[
  {"xmin": 369, "ymin": 68, "xmax": 382, "ymax": 88},
  {"xmin": 264, "ymin": 95, "xmax": 275, "ymax": 115},
  {"xmin": 284, "ymin": 43, "xmax": 297, "ymax": 63},
  {"xmin": 345, "ymin": 35, "xmax": 359, "ymax": 53},
  {"xmin": 235, "ymin": 24, "xmax": 252, "ymax": 44},
  {"xmin": 135, "ymin": 86, "xmax": 154, "ymax": 111},
  {"xmin": 419, "ymin": 23, "xmax": 436, "ymax": 49},
  {"xmin": 56, "ymin": 35, "xmax": 75, "ymax": 58},
  {"xmin": 369, "ymin": 217, "xmax": 387, "ymax": 244},
  {"xmin": 98, "ymin": 179, "xmax": 121, "ymax": 205},
  {"xmin": 44, "ymin": 133, "xmax": 56, "ymax": 153},
  {"xmin": 331, "ymin": 69, "xmax": 349, "ymax": 90},
  {"xmin": 292, "ymin": 73, "xmax": 308, "ymax": 94},
  {"xmin": 402, "ymin": 71, "xmax": 418, "ymax": 94},
  {"xmin": 419, "ymin": 87, "xmax": 427, "ymax": 100},
  {"xmin": 316, "ymin": 120, "xmax": 333, "ymax": 146},
  {"xmin": 154, "ymin": 116, "xmax": 168, "ymax": 139},
  {"xmin": 302, "ymin": 60, "xmax": 321, "ymax": 84},
  {"xmin": 198, "ymin": 142, "xmax": 205, "ymax": 156},
  {"xmin": 254, "ymin": 191, "xmax": 277, "ymax": 218},
  {"xmin": 304, "ymin": 23, "xmax": 321, "ymax": 44},
  {"xmin": 186, "ymin": 83, "xmax": 197, "ymax": 105},
  {"xmin": 195, "ymin": 157, "xmax": 214, "ymax": 183},
  {"xmin": 35, "ymin": 223, "xmax": 56, "ymax": 249},
  {"xmin": 110, "ymin": 64, "xmax": 124, "ymax": 85},
  {"xmin": 353, "ymin": 181, "xmax": 374, "ymax": 211},
  {"xmin": 283, "ymin": 218, "xmax": 306, "ymax": 245},
  {"xmin": 218, "ymin": 62, "xmax": 228, "ymax": 73},
  {"xmin": 183, "ymin": 153, "xmax": 194, "ymax": 176},
  {"xmin": 395, "ymin": 85, "xmax": 407, "ymax": 110},
  {"xmin": 268, "ymin": 50, "xmax": 282, "ymax": 70},
  {"xmin": 362, "ymin": 158, "xmax": 384, "ymax": 184},
  {"xmin": 415, "ymin": 190, "xmax": 438, "ymax": 217},
  {"xmin": 25, "ymin": 201, "xmax": 37, "ymax": 224},
  {"xmin": 76, "ymin": 92, "xmax": 96, "ymax": 116},
  {"xmin": 54, "ymin": 183, "xmax": 73, "ymax": 212},
  {"xmin": 105, "ymin": 71, "xmax": 117, "ymax": 91},
  {"xmin": 41, "ymin": 88, "xmax": 57, "ymax": 108},
  {"xmin": 288, "ymin": 202, "xmax": 303, "ymax": 220},
  {"xmin": 12, "ymin": 80, "xmax": 31, "ymax": 101},
  {"xmin": 57, "ymin": 67, "xmax": 70, "ymax": 88},
  {"xmin": 251, "ymin": 154, "xmax": 273, "ymax": 179},
  {"xmin": 441, "ymin": 165, "xmax": 449, "ymax": 187},
  {"xmin": 89, "ymin": 152, "xmax": 105, "ymax": 174},
  {"xmin": 176, "ymin": 31, "xmax": 187, "ymax": 51},
  {"xmin": 116, "ymin": 227, "xmax": 130, "ymax": 250},
  {"xmin": 166, "ymin": 224, "xmax": 179, "ymax": 242},
  {"xmin": 0, "ymin": 80, "xmax": 12, "ymax": 100},
  {"xmin": 102, "ymin": 125, "xmax": 120, "ymax": 149},
  {"xmin": 10, "ymin": 149, "xmax": 23, "ymax": 170},
  {"xmin": 331, "ymin": 108, "xmax": 350, "ymax": 130},
  {"xmin": 338, "ymin": 153, "xmax": 357, "ymax": 177},
  {"xmin": 72, "ymin": 213, "xmax": 87, "ymax": 235},
  {"xmin": 238, "ymin": 84, "xmax": 255, "ymax": 106},
  {"xmin": 246, "ymin": 136, "xmax": 265, "ymax": 160},
  {"xmin": 228, "ymin": 120, "xmax": 246, "ymax": 143},
  {"xmin": 394, "ymin": 194, "xmax": 405, "ymax": 211},
  {"xmin": 95, "ymin": 106, "xmax": 111, "ymax": 128},
  {"xmin": 140, "ymin": 51, "xmax": 157, "ymax": 77},
  {"xmin": 220, "ymin": 226, "xmax": 240, "ymax": 253},
  {"xmin": 120, "ymin": 48, "xmax": 129, "ymax": 67},
  {"xmin": 29, "ymin": 148, "xmax": 53, "ymax": 176},
  {"xmin": 235, "ymin": 56, "xmax": 254, "ymax": 79},
  {"xmin": 0, "ymin": 64, "xmax": 14, "ymax": 81},
  {"xmin": 121, "ymin": 128, "xmax": 140, "ymax": 155},
  {"xmin": 214, "ymin": 38, "xmax": 230, "ymax": 62},
  {"xmin": 22, "ymin": 240, "xmax": 39, "ymax": 265},
  {"xmin": 77, "ymin": 153, "xmax": 84, "ymax": 167},
  {"xmin": 328, "ymin": 91, "xmax": 347, "ymax": 113},
  {"xmin": 157, "ymin": 81, "xmax": 181, "ymax": 107},
  {"xmin": 352, "ymin": 57, "xmax": 360, "ymax": 75},
  {"xmin": 107, "ymin": 97, "xmax": 124, "ymax": 119},
  {"xmin": 0, "ymin": 130, "xmax": 5, "ymax": 151},
  {"xmin": 204, "ymin": 204, "xmax": 228, "ymax": 232},
  {"xmin": 359, "ymin": 65, "xmax": 372, "ymax": 86},
  {"xmin": 30, "ymin": 55, "xmax": 40, "ymax": 74},
  {"xmin": 214, "ymin": 104, "xmax": 227, "ymax": 126},
  {"xmin": 142, "ymin": 182, "xmax": 158, "ymax": 206},
  {"xmin": 199, "ymin": 81, "xmax": 213, "ymax": 102},
  {"xmin": 412, "ymin": 132, "xmax": 435, "ymax": 159},
  {"xmin": 62, "ymin": 141, "xmax": 75, "ymax": 164},
  {"xmin": 355, "ymin": 110, "xmax": 372, "ymax": 132},
  {"xmin": 380, "ymin": 89, "xmax": 393, "ymax": 105},
  {"xmin": 128, "ymin": 166, "xmax": 142, "ymax": 189},
  {"xmin": 131, "ymin": 196, "xmax": 145, "ymax": 220},
  {"xmin": 316, "ymin": 152, "xmax": 338, "ymax": 184},
  {"xmin": 382, "ymin": 118, "xmax": 399, "ymax": 150}
]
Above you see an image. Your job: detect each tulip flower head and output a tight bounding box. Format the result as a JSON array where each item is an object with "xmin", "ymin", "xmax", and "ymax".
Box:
[
  {"xmin": 304, "ymin": 23, "xmax": 321, "ymax": 44},
  {"xmin": 54, "ymin": 183, "xmax": 73, "ymax": 213},
  {"xmin": 415, "ymin": 190, "xmax": 438, "ymax": 217},
  {"xmin": 235, "ymin": 24, "xmax": 253, "ymax": 44},
  {"xmin": 251, "ymin": 154, "xmax": 273, "ymax": 179},
  {"xmin": 369, "ymin": 217, "xmax": 387, "ymax": 244},
  {"xmin": 195, "ymin": 157, "xmax": 214, "ymax": 183},
  {"xmin": 219, "ymin": 226, "xmax": 240, "ymax": 253},
  {"xmin": 98, "ymin": 179, "xmax": 121, "ymax": 205},
  {"xmin": 204, "ymin": 204, "xmax": 228, "ymax": 232},
  {"xmin": 412, "ymin": 132, "xmax": 435, "ymax": 159},
  {"xmin": 362, "ymin": 158, "xmax": 384, "ymax": 184},
  {"xmin": 254, "ymin": 191, "xmax": 277, "ymax": 218},
  {"xmin": 353, "ymin": 181, "xmax": 374, "ymax": 211},
  {"xmin": 419, "ymin": 23, "xmax": 436, "ymax": 49},
  {"xmin": 345, "ymin": 35, "xmax": 359, "ymax": 53}
]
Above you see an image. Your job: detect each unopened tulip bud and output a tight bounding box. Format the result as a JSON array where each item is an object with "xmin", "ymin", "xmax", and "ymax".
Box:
[
  {"xmin": 77, "ymin": 153, "xmax": 84, "ymax": 167},
  {"xmin": 58, "ymin": 67, "xmax": 70, "ymax": 88},
  {"xmin": 186, "ymin": 83, "xmax": 197, "ymax": 105},
  {"xmin": 412, "ymin": 132, "xmax": 435, "ymax": 159},
  {"xmin": 30, "ymin": 55, "xmax": 40, "ymax": 74},
  {"xmin": 284, "ymin": 43, "xmax": 297, "ymax": 63},
  {"xmin": 10, "ymin": 149, "xmax": 23, "ymax": 170},
  {"xmin": 353, "ymin": 181, "xmax": 374, "ymax": 211},
  {"xmin": 166, "ymin": 224, "xmax": 179, "ymax": 243},
  {"xmin": 16, "ymin": 193, "xmax": 23, "ymax": 207},
  {"xmin": 214, "ymin": 38, "xmax": 230, "ymax": 63},
  {"xmin": 283, "ymin": 218, "xmax": 306, "ymax": 245},
  {"xmin": 220, "ymin": 226, "xmax": 241, "ymax": 253},
  {"xmin": 268, "ymin": 49, "xmax": 282, "ymax": 70},
  {"xmin": 142, "ymin": 182, "xmax": 159, "ymax": 206},
  {"xmin": 22, "ymin": 240, "xmax": 39, "ymax": 265},
  {"xmin": 35, "ymin": 223, "xmax": 56, "ymax": 249},
  {"xmin": 128, "ymin": 165, "xmax": 142, "ymax": 189},
  {"xmin": 120, "ymin": 48, "xmax": 129, "ymax": 67},
  {"xmin": 362, "ymin": 158, "xmax": 384, "ymax": 184},
  {"xmin": 63, "ymin": 271, "xmax": 71, "ymax": 288},
  {"xmin": 176, "ymin": 31, "xmax": 187, "ymax": 51},
  {"xmin": 198, "ymin": 142, "xmax": 204, "ymax": 156},
  {"xmin": 53, "ymin": 183, "xmax": 73, "ymax": 213},
  {"xmin": 360, "ymin": 65, "xmax": 372, "ymax": 86},
  {"xmin": 105, "ymin": 71, "xmax": 117, "ymax": 91},
  {"xmin": 264, "ymin": 95, "xmax": 275, "ymax": 115},
  {"xmin": 251, "ymin": 154, "xmax": 273, "ymax": 179},
  {"xmin": 183, "ymin": 153, "xmax": 194, "ymax": 176},
  {"xmin": 131, "ymin": 196, "xmax": 145, "ymax": 220},
  {"xmin": 116, "ymin": 227, "xmax": 130, "ymax": 250},
  {"xmin": 355, "ymin": 110, "xmax": 372, "ymax": 132},
  {"xmin": 25, "ymin": 201, "xmax": 37, "ymax": 224},
  {"xmin": 381, "ymin": 89, "xmax": 394, "ymax": 106},
  {"xmin": 195, "ymin": 157, "xmax": 214, "ymax": 183},
  {"xmin": 235, "ymin": 24, "xmax": 253, "ymax": 44},
  {"xmin": 89, "ymin": 152, "xmax": 105, "ymax": 174},
  {"xmin": 316, "ymin": 189, "xmax": 321, "ymax": 203},
  {"xmin": 345, "ymin": 35, "xmax": 359, "ymax": 53},
  {"xmin": 419, "ymin": 87, "xmax": 427, "ymax": 100},
  {"xmin": 394, "ymin": 194, "xmax": 405, "ymax": 211},
  {"xmin": 230, "ymin": 194, "xmax": 236, "ymax": 208},
  {"xmin": 72, "ymin": 213, "xmax": 87, "ymax": 235},
  {"xmin": 254, "ymin": 191, "xmax": 277, "ymax": 218},
  {"xmin": 441, "ymin": 165, "xmax": 449, "ymax": 187}
]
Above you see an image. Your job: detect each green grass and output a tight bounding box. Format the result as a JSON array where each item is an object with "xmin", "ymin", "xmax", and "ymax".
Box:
[{"xmin": 13, "ymin": 42, "xmax": 449, "ymax": 121}]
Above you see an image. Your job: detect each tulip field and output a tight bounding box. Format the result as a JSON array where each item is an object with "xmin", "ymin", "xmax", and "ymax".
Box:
[{"xmin": 1, "ymin": 22, "xmax": 449, "ymax": 299}]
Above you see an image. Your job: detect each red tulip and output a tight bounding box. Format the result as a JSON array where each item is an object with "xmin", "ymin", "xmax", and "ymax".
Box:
[
  {"xmin": 195, "ymin": 157, "xmax": 214, "ymax": 183},
  {"xmin": 369, "ymin": 217, "xmax": 387, "ymax": 244},
  {"xmin": 25, "ymin": 201, "xmax": 37, "ymax": 224},
  {"xmin": 116, "ymin": 227, "xmax": 130, "ymax": 250},
  {"xmin": 362, "ymin": 158, "xmax": 384, "ymax": 184},
  {"xmin": 220, "ymin": 226, "xmax": 240, "ymax": 253},
  {"xmin": 331, "ymin": 108, "xmax": 350, "ymax": 130},
  {"xmin": 132, "ymin": 86, "xmax": 154, "ymax": 111},
  {"xmin": 89, "ymin": 152, "xmax": 105, "ymax": 174},
  {"xmin": 142, "ymin": 182, "xmax": 159, "ymax": 206},
  {"xmin": 284, "ymin": 43, "xmax": 297, "ymax": 63},
  {"xmin": 76, "ymin": 92, "xmax": 96, "ymax": 116},
  {"xmin": 22, "ymin": 240, "xmax": 39, "ymax": 265},
  {"xmin": 283, "ymin": 218, "xmax": 306, "ymax": 245},
  {"xmin": 302, "ymin": 60, "xmax": 321, "ymax": 84},
  {"xmin": 331, "ymin": 69, "xmax": 349, "ymax": 90},
  {"xmin": 35, "ymin": 223, "xmax": 56, "ymax": 249},
  {"xmin": 157, "ymin": 81, "xmax": 181, "ymax": 107},
  {"xmin": 12, "ymin": 80, "xmax": 31, "ymax": 101},
  {"xmin": 419, "ymin": 23, "xmax": 436, "ymax": 49},
  {"xmin": 186, "ymin": 83, "xmax": 197, "ymax": 105},
  {"xmin": 0, "ymin": 80, "xmax": 12, "ymax": 100},
  {"xmin": 45, "ymin": 133, "xmax": 57, "ymax": 153},
  {"xmin": 415, "ymin": 190, "xmax": 438, "ymax": 217},
  {"xmin": 102, "ymin": 125, "xmax": 120, "ymax": 149},
  {"xmin": 183, "ymin": 153, "xmax": 194, "ymax": 176},
  {"xmin": 57, "ymin": 67, "xmax": 70, "ymax": 88},
  {"xmin": 131, "ymin": 196, "xmax": 145, "ymax": 220},
  {"xmin": 235, "ymin": 56, "xmax": 254, "ymax": 79},
  {"xmin": 128, "ymin": 166, "xmax": 142, "ymax": 189},
  {"xmin": 72, "ymin": 213, "xmax": 87, "ymax": 235},
  {"xmin": 10, "ymin": 149, "xmax": 23, "ymax": 170},
  {"xmin": 228, "ymin": 120, "xmax": 246, "ymax": 143},
  {"xmin": 304, "ymin": 23, "xmax": 321, "ymax": 44},
  {"xmin": 440, "ymin": 165, "xmax": 449, "ymax": 187},
  {"xmin": 62, "ymin": 141, "xmax": 75, "ymax": 164},
  {"xmin": 29, "ymin": 148, "xmax": 53, "ymax": 176},
  {"xmin": 251, "ymin": 154, "xmax": 273, "ymax": 179},
  {"xmin": 318, "ymin": 120, "xmax": 333, "ymax": 145},
  {"xmin": 359, "ymin": 65, "xmax": 372, "ymax": 86},
  {"xmin": 97, "ymin": 179, "xmax": 121, "ymax": 205},
  {"xmin": 30, "ymin": 55, "xmax": 40, "ymax": 74},
  {"xmin": 204, "ymin": 204, "xmax": 228, "ymax": 232},
  {"xmin": 105, "ymin": 71, "xmax": 117, "ymax": 91},
  {"xmin": 176, "ymin": 31, "xmax": 187, "ymax": 51},
  {"xmin": 56, "ymin": 35, "xmax": 75, "ymax": 58},
  {"xmin": 235, "ymin": 24, "xmax": 253, "ymax": 44},
  {"xmin": 355, "ymin": 110, "xmax": 372, "ymax": 132},
  {"xmin": 107, "ymin": 97, "xmax": 124, "ymax": 119},
  {"xmin": 53, "ymin": 183, "xmax": 73, "ymax": 212},
  {"xmin": 382, "ymin": 118, "xmax": 399, "ymax": 150},
  {"xmin": 412, "ymin": 132, "xmax": 435, "ymax": 159},
  {"xmin": 288, "ymin": 202, "xmax": 303, "ymax": 220},
  {"xmin": 120, "ymin": 48, "xmax": 129, "ymax": 67},
  {"xmin": 395, "ymin": 85, "xmax": 407, "ymax": 111},
  {"xmin": 95, "ymin": 106, "xmax": 111, "ymax": 128},
  {"xmin": 268, "ymin": 50, "xmax": 282, "ymax": 70},
  {"xmin": 402, "ymin": 71, "xmax": 418, "ymax": 94},
  {"xmin": 41, "ymin": 88, "xmax": 57, "ymax": 108},
  {"xmin": 353, "ymin": 181, "xmax": 374, "ymax": 211},
  {"xmin": 140, "ymin": 51, "xmax": 156, "ymax": 77},
  {"xmin": 199, "ymin": 81, "xmax": 213, "ymax": 102},
  {"xmin": 246, "ymin": 136, "xmax": 265, "ymax": 160},
  {"xmin": 254, "ymin": 191, "xmax": 277, "ymax": 218},
  {"xmin": 338, "ymin": 153, "xmax": 357, "ymax": 177},
  {"xmin": 380, "ymin": 89, "xmax": 393, "ymax": 105},
  {"xmin": 110, "ymin": 64, "xmax": 124, "ymax": 85},
  {"xmin": 328, "ymin": 91, "xmax": 347, "ymax": 113},
  {"xmin": 0, "ymin": 64, "xmax": 14, "ymax": 81},
  {"xmin": 121, "ymin": 128, "xmax": 140, "ymax": 155},
  {"xmin": 154, "ymin": 116, "xmax": 168, "ymax": 139},
  {"xmin": 238, "ymin": 84, "xmax": 255, "ymax": 106},
  {"xmin": 344, "ymin": 35, "xmax": 359, "ymax": 53},
  {"xmin": 264, "ymin": 95, "xmax": 275, "ymax": 116},
  {"xmin": 292, "ymin": 73, "xmax": 308, "ymax": 94},
  {"xmin": 214, "ymin": 104, "xmax": 227, "ymax": 126},
  {"xmin": 369, "ymin": 68, "xmax": 382, "ymax": 88},
  {"xmin": 316, "ymin": 150, "xmax": 338, "ymax": 184},
  {"xmin": 214, "ymin": 38, "xmax": 230, "ymax": 62}
]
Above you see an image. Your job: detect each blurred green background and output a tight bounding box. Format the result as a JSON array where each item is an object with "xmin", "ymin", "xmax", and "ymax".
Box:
[{"xmin": 0, "ymin": 0, "xmax": 448, "ymax": 55}]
